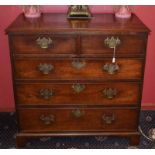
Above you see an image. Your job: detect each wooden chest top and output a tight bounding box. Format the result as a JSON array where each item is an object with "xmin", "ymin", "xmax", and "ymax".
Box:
[{"xmin": 6, "ymin": 13, "xmax": 150, "ymax": 34}]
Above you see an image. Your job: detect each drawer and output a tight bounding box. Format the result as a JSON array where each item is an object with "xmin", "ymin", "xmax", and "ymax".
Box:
[
  {"xmin": 81, "ymin": 35, "xmax": 147, "ymax": 55},
  {"xmin": 16, "ymin": 82, "xmax": 141, "ymax": 106},
  {"xmin": 11, "ymin": 35, "xmax": 76, "ymax": 54},
  {"xmin": 18, "ymin": 108, "xmax": 139, "ymax": 132},
  {"xmin": 14, "ymin": 58, "xmax": 143, "ymax": 80}
]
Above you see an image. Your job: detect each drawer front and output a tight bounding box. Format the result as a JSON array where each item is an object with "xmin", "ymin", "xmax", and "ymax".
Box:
[
  {"xmin": 16, "ymin": 82, "xmax": 141, "ymax": 106},
  {"xmin": 14, "ymin": 58, "xmax": 143, "ymax": 80},
  {"xmin": 81, "ymin": 35, "xmax": 146, "ymax": 55},
  {"xmin": 18, "ymin": 108, "xmax": 139, "ymax": 132},
  {"xmin": 12, "ymin": 35, "xmax": 76, "ymax": 54}
]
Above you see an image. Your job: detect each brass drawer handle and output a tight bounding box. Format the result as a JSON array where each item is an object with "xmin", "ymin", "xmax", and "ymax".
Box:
[
  {"xmin": 104, "ymin": 36, "xmax": 121, "ymax": 49},
  {"xmin": 102, "ymin": 113, "xmax": 115, "ymax": 124},
  {"xmin": 72, "ymin": 84, "xmax": 85, "ymax": 93},
  {"xmin": 36, "ymin": 37, "xmax": 52, "ymax": 49},
  {"xmin": 103, "ymin": 63, "xmax": 119, "ymax": 74},
  {"xmin": 40, "ymin": 114, "xmax": 55, "ymax": 125},
  {"xmin": 39, "ymin": 89, "xmax": 54, "ymax": 100},
  {"xmin": 72, "ymin": 109, "xmax": 85, "ymax": 118},
  {"xmin": 102, "ymin": 88, "xmax": 117, "ymax": 99},
  {"xmin": 72, "ymin": 60, "xmax": 86, "ymax": 70},
  {"xmin": 38, "ymin": 63, "xmax": 54, "ymax": 75}
]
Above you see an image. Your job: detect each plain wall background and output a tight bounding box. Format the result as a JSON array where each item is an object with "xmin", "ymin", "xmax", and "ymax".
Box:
[{"xmin": 0, "ymin": 5, "xmax": 155, "ymax": 111}]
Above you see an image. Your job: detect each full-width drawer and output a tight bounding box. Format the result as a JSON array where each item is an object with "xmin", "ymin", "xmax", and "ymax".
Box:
[
  {"xmin": 81, "ymin": 35, "xmax": 147, "ymax": 55},
  {"xmin": 18, "ymin": 108, "xmax": 139, "ymax": 133},
  {"xmin": 11, "ymin": 35, "xmax": 76, "ymax": 54},
  {"xmin": 14, "ymin": 58, "xmax": 143, "ymax": 80},
  {"xmin": 16, "ymin": 82, "xmax": 141, "ymax": 106}
]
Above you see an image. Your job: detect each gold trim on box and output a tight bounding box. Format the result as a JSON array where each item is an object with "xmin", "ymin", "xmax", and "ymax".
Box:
[{"xmin": 67, "ymin": 5, "xmax": 92, "ymax": 19}]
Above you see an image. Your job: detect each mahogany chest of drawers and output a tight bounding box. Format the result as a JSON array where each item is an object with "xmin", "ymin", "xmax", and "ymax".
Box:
[{"xmin": 6, "ymin": 13, "xmax": 149, "ymax": 148}]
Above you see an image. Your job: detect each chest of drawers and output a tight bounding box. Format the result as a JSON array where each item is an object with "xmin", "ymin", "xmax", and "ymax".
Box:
[{"xmin": 6, "ymin": 13, "xmax": 149, "ymax": 148}]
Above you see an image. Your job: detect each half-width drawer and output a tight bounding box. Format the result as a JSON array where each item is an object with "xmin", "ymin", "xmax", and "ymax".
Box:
[
  {"xmin": 14, "ymin": 58, "xmax": 143, "ymax": 80},
  {"xmin": 11, "ymin": 35, "xmax": 76, "ymax": 54},
  {"xmin": 18, "ymin": 107, "xmax": 139, "ymax": 133},
  {"xmin": 81, "ymin": 34, "xmax": 147, "ymax": 55},
  {"xmin": 16, "ymin": 82, "xmax": 141, "ymax": 106}
]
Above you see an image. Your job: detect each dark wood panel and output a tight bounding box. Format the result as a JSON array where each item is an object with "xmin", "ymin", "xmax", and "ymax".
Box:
[
  {"xmin": 14, "ymin": 58, "xmax": 143, "ymax": 80},
  {"xmin": 16, "ymin": 82, "xmax": 141, "ymax": 106},
  {"xmin": 18, "ymin": 107, "xmax": 139, "ymax": 132},
  {"xmin": 12, "ymin": 35, "xmax": 76, "ymax": 54},
  {"xmin": 81, "ymin": 34, "xmax": 147, "ymax": 54}
]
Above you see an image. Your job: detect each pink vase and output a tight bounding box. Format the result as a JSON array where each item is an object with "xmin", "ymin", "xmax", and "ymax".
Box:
[
  {"xmin": 23, "ymin": 5, "xmax": 41, "ymax": 18},
  {"xmin": 115, "ymin": 5, "xmax": 132, "ymax": 19}
]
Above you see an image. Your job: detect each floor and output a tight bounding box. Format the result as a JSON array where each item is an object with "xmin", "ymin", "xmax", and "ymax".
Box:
[{"xmin": 0, "ymin": 110, "xmax": 155, "ymax": 149}]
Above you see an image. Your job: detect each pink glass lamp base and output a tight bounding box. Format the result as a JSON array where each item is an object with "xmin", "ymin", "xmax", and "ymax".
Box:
[
  {"xmin": 23, "ymin": 5, "xmax": 41, "ymax": 18},
  {"xmin": 115, "ymin": 5, "xmax": 132, "ymax": 19}
]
